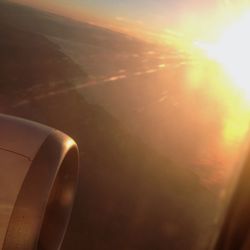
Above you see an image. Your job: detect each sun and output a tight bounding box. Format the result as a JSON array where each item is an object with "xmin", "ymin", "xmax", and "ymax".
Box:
[
  {"xmin": 190, "ymin": 9, "xmax": 250, "ymax": 152},
  {"xmin": 195, "ymin": 10, "xmax": 250, "ymax": 102}
]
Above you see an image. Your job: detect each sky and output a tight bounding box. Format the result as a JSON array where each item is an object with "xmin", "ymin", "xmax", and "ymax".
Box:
[{"xmin": 8, "ymin": 0, "xmax": 250, "ymax": 42}]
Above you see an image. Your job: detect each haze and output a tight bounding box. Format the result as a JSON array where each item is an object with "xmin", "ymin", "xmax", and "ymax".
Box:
[{"xmin": 9, "ymin": 0, "xmax": 237, "ymax": 41}]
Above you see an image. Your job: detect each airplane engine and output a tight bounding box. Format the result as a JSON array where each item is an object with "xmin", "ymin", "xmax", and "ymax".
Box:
[{"xmin": 0, "ymin": 114, "xmax": 79, "ymax": 250}]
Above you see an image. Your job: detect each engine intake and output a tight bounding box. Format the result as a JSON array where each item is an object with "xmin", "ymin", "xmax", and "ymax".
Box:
[{"xmin": 0, "ymin": 114, "xmax": 79, "ymax": 250}]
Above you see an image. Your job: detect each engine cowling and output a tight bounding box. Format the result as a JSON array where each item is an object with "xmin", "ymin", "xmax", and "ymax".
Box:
[{"xmin": 0, "ymin": 114, "xmax": 79, "ymax": 250}]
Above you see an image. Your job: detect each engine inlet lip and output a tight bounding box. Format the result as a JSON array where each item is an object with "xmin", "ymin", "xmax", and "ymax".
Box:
[{"xmin": 3, "ymin": 130, "xmax": 79, "ymax": 250}]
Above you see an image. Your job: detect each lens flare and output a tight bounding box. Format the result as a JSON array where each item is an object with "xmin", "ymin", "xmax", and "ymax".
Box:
[
  {"xmin": 192, "ymin": 9, "xmax": 250, "ymax": 154},
  {"xmin": 195, "ymin": 10, "xmax": 250, "ymax": 102}
]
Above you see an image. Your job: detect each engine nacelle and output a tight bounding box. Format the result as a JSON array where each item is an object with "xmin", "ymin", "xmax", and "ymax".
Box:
[{"xmin": 0, "ymin": 114, "xmax": 79, "ymax": 250}]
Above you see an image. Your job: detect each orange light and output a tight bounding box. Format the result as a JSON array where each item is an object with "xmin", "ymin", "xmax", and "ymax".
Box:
[{"xmin": 195, "ymin": 10, "xmax": 250, "ymax": 103}]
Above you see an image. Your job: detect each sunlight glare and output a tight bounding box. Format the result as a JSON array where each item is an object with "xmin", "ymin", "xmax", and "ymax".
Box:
[
  {"xmin": 195, "ymin": 10, "xmax": 250, "ymax": 102},
  {"xmin": 192, "ymin": 9, "xmax": 250, "ymax": 154}
]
